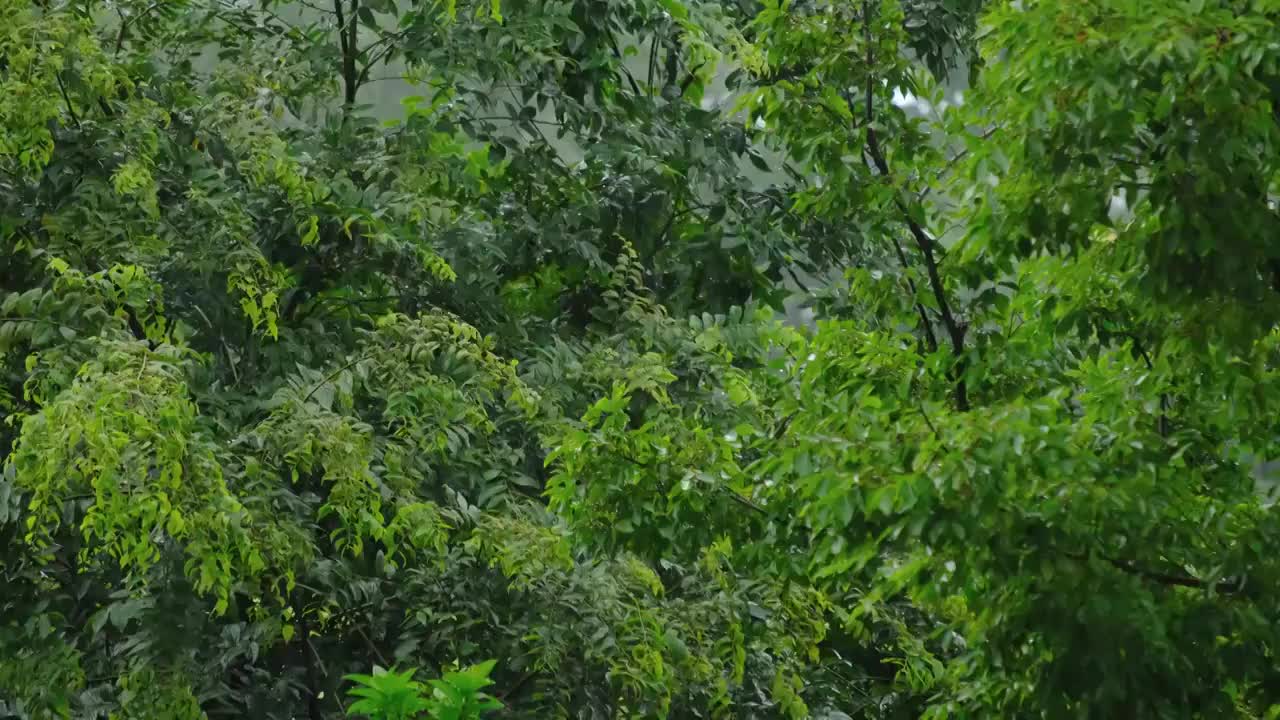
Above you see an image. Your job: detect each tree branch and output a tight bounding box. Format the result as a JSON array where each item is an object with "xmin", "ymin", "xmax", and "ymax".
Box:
[
  {"xmin": 615, "ymin": 448, "xmax": 768, "ymax": 516},
  {"xmin": 607, "ymin": 33, "xmax": 643, "ymax": 96},
  {"xmin": 301, "ymin": 354, "xmax": 369, "ymax": 404},
  {"xmin": 887, "ymin": 226, "xmax": 938, "ymax": 354},
  {"xmin": 917, "ymin": 125, "xmax": 1002, "ymax": 202},
  {"xmin": 1127, "ymin": 333, "xmax": 1169, "ymax": 437},
  {"xmin": 296, "ymin": 607, "xmax": 327, "ymax": 720},
  {"xmin": 56, "ymin": 72, "xmax": 81, "ymax": 128},
  {"xmin": 1070, "ymin": 551, "xmax": 1243, "ymax": 595},
  {"xmin": 861, "ymin": 0, "xmax": 967, "ymax": 410},
  {"xmin": 917, "ymin": 402, "xmax": 942, "ymax": 439},
  {"xmin": 496, "ymin": 670, "xmax": 537, "ymax": 703},
  {"xmin": 721, "ymin": 486, "xmax": 768, "ymax": 516},
  {"xmin": 355, "ymin": 29, "xmax": 409, "ymax": 88},
  {"xmin": 346, "ymin": 0, "xmax": 360, "ymax": 105},
  {"xmin": 334, "ymin": 0, "xmax": 359, "ymax": 106},
  {"xmin": 353, "ymin": 624, "xmax": 389, "ymax": 667}
]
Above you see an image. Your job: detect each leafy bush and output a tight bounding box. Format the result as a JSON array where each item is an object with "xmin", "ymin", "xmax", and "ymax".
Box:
[{"xmin": 345, "ymin": 661, "xmax": 501, "ymax": 720}]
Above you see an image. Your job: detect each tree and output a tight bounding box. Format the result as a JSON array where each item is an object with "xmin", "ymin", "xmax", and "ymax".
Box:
[
  {"xmin": 1, "ymin": 0, "xmax": 855, "ymax": 716},
  {"xmin": 3, "ymin": 0, "xmax": 1280, "ymax": 718}
]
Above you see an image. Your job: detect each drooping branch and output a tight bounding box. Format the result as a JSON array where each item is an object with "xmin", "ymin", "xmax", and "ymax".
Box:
[
  {"xmin": 1102, "ymin": 555, "xmax": 1235, "ymax": 592},
  {"xmin": 1068, "ymin": 551, "xmax": 1244, "ymax": 595}
]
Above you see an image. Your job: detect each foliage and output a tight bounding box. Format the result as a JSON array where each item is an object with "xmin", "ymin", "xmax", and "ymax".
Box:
[
  {"xmin": 344, "ymin": 661, "xmax": 501, "ymax": 720},
  {"xmin": 4, "ymin": 0, "xmax": 1280, "ymax": 718}
]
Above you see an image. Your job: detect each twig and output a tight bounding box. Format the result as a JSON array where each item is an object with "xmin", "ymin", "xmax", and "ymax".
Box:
[
  {"xmin": 113, "ymin": 1, "xmax": 163, "ymax": 55},
  {"xmin": 647, "ymin": 34, "xmax": 659, "ymax": 91},
  {"xmin": 297, "ymin": 610, "xmax": 331, "ymax": 720},
  {"xmin": 917, "ymin": 125, "xmax": 1001, "ymax": 202},
  {"xmin": 782, "ymin": 264, "xmax": 811, "ymax": 295},
  {"xmin": 469, "ymin": 116, "xmax": 568, "ymax": 128},
  {"xmin": 1069, "ymin": 551, "xmax": 1243, "ymax": 595},
  {"xmin": 607, "ymin": 34, "xmax": 643, "ymax": 96},
  {"xmin": 771, "ymin": 412, "xmax": 795, "ymax": 440},
  {"xmin": 884, "ymin": 223, "xmax": 938, "ymax": 354},
  {"xmin": 1, "ymin": 315, "xmax": 81, "ymax": 336},
  {"xmin": 56, "ymin": 73, "xmax": 81, "ymax": 128},
  {"xmin": 721, "ymin": 486, "xmax": 768, "ymax": 516},
  {"xmin": 917, "ymin": 403, "xmax": 941, "ymax": 439},
  {"xmin": 301, "ymin": 354, "xmax": 369, "ymax": 404},
  {"xmin": 1128, "ymin": 334, "xmax": 1169, "ymax": 438},
  {"xmin": 353, "ymin": 624, "xmax": 389, "ymax": 667},
  {"xmin": 616, "ymin": 448, "xmax": 769, "ymax": 516},
  {"xmin": 355, "ymin": 29, "xmax": 411, "ymax": 88},
  {"xmin": 496, "ymin": 670, "xmax": 537, "ymax": 702}
]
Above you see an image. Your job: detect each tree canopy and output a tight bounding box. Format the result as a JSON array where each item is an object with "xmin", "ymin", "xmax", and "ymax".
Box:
[{"xmin": 3, "ymin": 0, "xmax": 1280, "ymax": 717}]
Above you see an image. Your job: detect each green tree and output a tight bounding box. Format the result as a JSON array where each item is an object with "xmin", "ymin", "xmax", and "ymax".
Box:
[
  {"xmin": 4, "ymin": 0, "xmax": 1280, "ymax": 718},
  {"xmin": 1, "ymin": 0, "xmax": 855, "ymax": 717},
  {"xmin": 551, "ymin": 0, "xmax": 1280, "ymax": 717}
]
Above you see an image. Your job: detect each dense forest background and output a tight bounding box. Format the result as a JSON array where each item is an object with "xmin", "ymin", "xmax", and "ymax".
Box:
[{"xmin": 3, "ymin": 0, "xmax": 1280, "ymax": 717}]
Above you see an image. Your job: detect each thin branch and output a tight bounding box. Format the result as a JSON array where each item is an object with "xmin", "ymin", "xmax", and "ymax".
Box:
[
  {"xmin": 647, "ymin": 34, "xmax": 659, "ymax": 92},
  {"xmin": 294, "ymin": 0, "xmax": 334, "ymax": 12},
  {"xmin": 301, "ymin": 632, "xmax": 345, "ymax": 713},
  {"xmin": 917, "ymin": 125, "xmax": 1001, "ymax": 202},
  {"xmin": 722, "ymin": 486, "xmax": 768, "ymax": 516},
  {"xmin": 498, "ymin": 86, "xmax": 574, "ymax": 181},
  {"xmin": 771, "ymin": 412, "xmax": 795, "ymax": 441},
  {"xmin": 917, "ymin": 403, "xmax": 942, "ymax": 439},
  {"xmin": 1, "ymin": 316, "xmax": 81, "ymax": 335},
  {"xmin": 782, "ymin": 263, "xmax": 812, "ymax": 295},
  {"xmin": 360, "ymin": 74, "xmax": 414, "ymax": 85},
  {"xmin": 297, "ymin": 609, "xmax": 328, "ymax": 720},
  {"xmin": 756, "ymin": 64, "xmax": 813, "ymax": 85},
  {"xmin": 469, "ymin": 116, "xmax": 568, "ymax": 128},
  {"xmin": 1128, "ymin": 333, "xmax": 1169, "ymax": 438},
  {"xmin": 496, "ymin": 670, "xmax": 537, "ymax": 702},
  {"xmin": 861, "ymin": 0, "xmax": 967, "ymax": 410},
  {"xmin": 884, "ymin": 223, "xmax": 938, "ymax": 354},
  {"xmin": 55, "ymin": 72, "xmax": 81, "ymax": 128},
  {"xmin": 355, "ymin": 29, "xmax": 410, "ymax": 88},
  {"xmin": 113, "ymin": 6, "xmax": 128, "ymax": 54},
  {"xmin": 616, "ymin": 449, "xmax": 768, "ymax": 516},
  {"xmin": 301, "ymin": 354, "xmax": 368, "ymax": 404},
  {"xmin": 353, "ymin": 624, "xmax": 390, "ymax": 667},
  {"xmin": 607, "ymin": 34, "xmax": 643, "ymax": 96},
  {"xmin": 213, "ymin": 0, "xmax": 306, "ymax": 37},
  {"xmin": 333, "ymin": 0, "xmax": 348, "ymax": 57},
  {"xmin": 679, "ymin": 62, "xmax": 706, "ymax": 95},
  {"xmin": 113, "ymin": 1, "xmax": 164, "ymax": 55},
  {"xmin": 1069, "ymin": 551, "xmax": 1243, "ymax": 595},
  {"xmin": 207, "ymin": 9, "xmax": 256, "ymax": 44}
]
